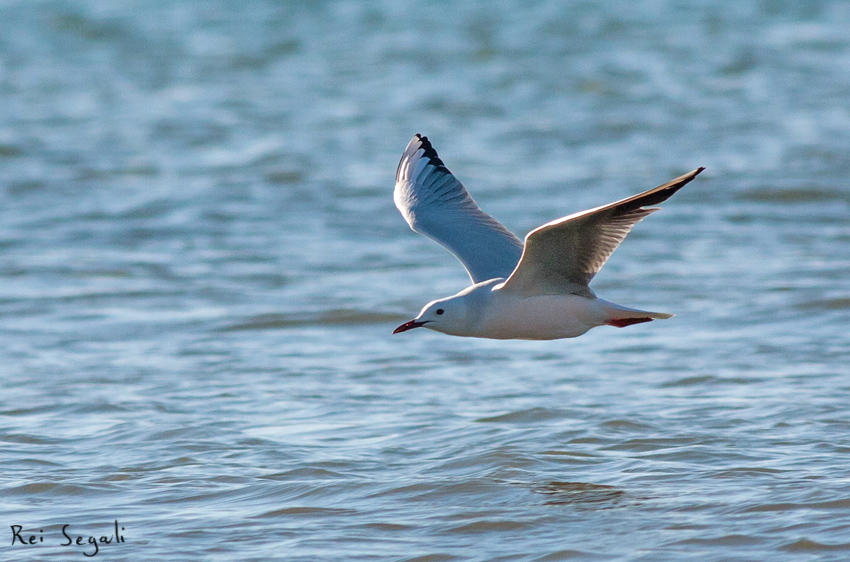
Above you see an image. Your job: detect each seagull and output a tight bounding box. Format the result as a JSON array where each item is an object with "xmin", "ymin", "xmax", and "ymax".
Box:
[{"xmin": 392, "ymin": 134, "xmax": 704, "ymax": 340}]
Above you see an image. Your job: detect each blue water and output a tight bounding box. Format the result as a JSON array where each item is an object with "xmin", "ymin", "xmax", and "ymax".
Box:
[{"xmin": 1, "ymin": 1, "xmax": 849, "ymax": 560}]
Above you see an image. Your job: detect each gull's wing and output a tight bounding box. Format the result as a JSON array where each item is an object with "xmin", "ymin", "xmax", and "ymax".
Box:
[
  {"xmin": 394, "ymin": 134, "xmax": 523, "ymax": 283},
  {"xmin": 499, "ymin": 167, "xmax": 705, "ymax": 297}
]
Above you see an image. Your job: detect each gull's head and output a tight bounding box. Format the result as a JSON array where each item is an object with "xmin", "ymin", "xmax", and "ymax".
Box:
[{"xmin": 393, "ymin": 296, "xmax": 466, "ymax": 335}]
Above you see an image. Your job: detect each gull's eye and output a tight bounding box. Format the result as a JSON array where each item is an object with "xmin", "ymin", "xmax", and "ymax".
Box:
[{"xmin": 436, "ymin": 308, "xmax": 444, "ymax": 315}]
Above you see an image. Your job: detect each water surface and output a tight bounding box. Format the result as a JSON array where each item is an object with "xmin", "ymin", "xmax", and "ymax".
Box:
[{"xmin": 1, "ymin": 1, "xmax": 849, "ymax": 560}]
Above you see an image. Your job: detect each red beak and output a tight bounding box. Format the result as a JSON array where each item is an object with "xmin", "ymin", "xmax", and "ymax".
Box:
[{"xmin": 393, "ymin": 319, "xmax": 427, "ymax": 334}]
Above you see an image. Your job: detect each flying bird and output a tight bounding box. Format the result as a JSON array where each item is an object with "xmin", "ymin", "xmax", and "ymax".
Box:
[{"xmin": 392, "ymin": 134, "xmax": 703, "ymax": 340}]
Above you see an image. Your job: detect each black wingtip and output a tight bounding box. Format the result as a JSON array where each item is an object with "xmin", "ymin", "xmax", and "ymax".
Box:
[
  {"xmin": 397, "ymin": 133, "xmax": 453, "ymax": 183},
  {"xmin": 412, "ymin": 134, "xmax": 448, "ymax": 172},
  {"xmin": 610, "ymin": 166, "xmax": 706, "ymax": 215},
  {"xmin": 654, "ymin": 166, "xmax": 705, "ymax": 198}
]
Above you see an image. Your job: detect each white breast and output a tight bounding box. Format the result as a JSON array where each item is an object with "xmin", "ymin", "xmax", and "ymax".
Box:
[{"xmin": 473, "ymin": 292, "xmax": 609, "ymax": 340}]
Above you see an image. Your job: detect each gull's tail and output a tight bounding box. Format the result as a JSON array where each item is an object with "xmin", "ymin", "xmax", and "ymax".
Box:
[{"xmin": 597, "ymin": 299, "xmax": 674, "ymax": 328}]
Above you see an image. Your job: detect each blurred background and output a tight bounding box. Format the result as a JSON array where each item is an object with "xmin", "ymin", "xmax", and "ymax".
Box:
[{"xmin": 1, "ymin": 1, "xmax": 848, "ymax": 561}]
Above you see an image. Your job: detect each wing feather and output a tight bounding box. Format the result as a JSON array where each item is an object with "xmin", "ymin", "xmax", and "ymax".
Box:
[
  {"xmin": 499, "ymin": 167, "xmax": 705, "ymax": 297},
  {"xmin": 394, "ymin": 134, "xmax": 524, "ymax": 283}
]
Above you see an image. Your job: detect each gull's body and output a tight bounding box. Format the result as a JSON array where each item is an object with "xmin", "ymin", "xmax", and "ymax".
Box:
[
  {"xmin": 392, "ymin": 134, "xmax": 704, "ymax": 340},
  {"xmin": 419, "ymin": 279, "xmax": 619, "ymax": 340}
]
